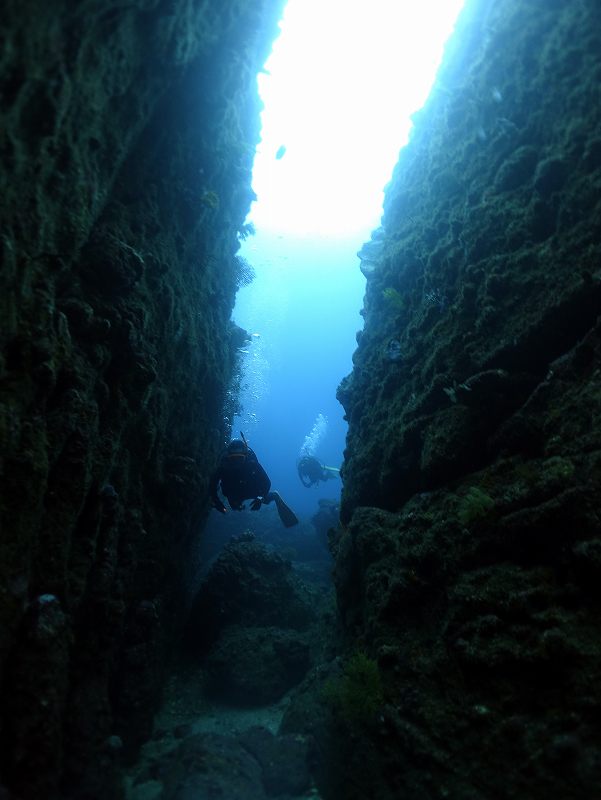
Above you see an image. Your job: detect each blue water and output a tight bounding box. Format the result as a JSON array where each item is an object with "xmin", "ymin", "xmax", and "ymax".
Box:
[
  {"xmin": 205, "ymin": 0, "xmax": 469, "ymax": 534},
  {"xmin": 230, "ymin": 228, "xmax": 369, "ymax": 520}
]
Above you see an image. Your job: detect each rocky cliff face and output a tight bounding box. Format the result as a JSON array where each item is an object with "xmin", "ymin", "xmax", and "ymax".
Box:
[
  {"xmin": 4, "ymin": 0, "xmax": 601, "ymax": 798},
  {"xmin": 0, "ymin": 2, "xmax": 283, "ymax": 797},
  {"xmin": 333, "ymin": 0, "xmax": 601, "ymax": 797}
]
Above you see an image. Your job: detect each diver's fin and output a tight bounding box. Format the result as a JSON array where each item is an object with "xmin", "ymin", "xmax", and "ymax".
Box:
[{"xmin": 271, "ymin": 491, "xmax": 299, "ymax": 528}]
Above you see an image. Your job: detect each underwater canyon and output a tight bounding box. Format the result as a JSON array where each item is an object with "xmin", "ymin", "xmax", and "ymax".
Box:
[{"xmin": 1, "ymin": 0, "xmax": 601, "ymax": 798}]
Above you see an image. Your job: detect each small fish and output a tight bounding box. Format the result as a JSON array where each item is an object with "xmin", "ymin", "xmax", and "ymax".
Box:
[{"xmin": 275, "ymin": 145, "xmax": 286, "ymax": 160}]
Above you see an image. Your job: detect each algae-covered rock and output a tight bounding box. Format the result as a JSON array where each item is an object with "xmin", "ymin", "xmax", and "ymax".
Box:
[
  {"xmin": 140, "ymin": 731, "xmax": 268, "ymax": 800},
  {"xmin": 127, "ymin": 726, "xmax": 311, "ymax": 800},
  {"xmin": 206, "ymin": 625, "xmax": 311, "ymax": 705},
  {"xmin": 333, "ymin": 1, "xmax": 601, "ymax": 796},
  {"xmin": 186, "ymin": 539, "xmax": 319, "ymax": 654},
  {"xmin": 237, "ymin": 726, "xmax": 311, "ymax": 797},
  {"xmin": 0, "ymin": 0, "xmax": 286, "ymax": 796}
]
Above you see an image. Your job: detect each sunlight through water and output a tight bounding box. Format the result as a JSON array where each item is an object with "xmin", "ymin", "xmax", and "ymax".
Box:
[
  {"xmin": 251, "ymin": 0, "xmax": 467, "ymax": 236},
  {"xmin": 232, "ymin": 0, "xmax": 467, "ymax": 513}
]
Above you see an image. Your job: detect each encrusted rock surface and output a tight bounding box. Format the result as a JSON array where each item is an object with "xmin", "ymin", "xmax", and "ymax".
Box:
[
  {"xmin": 0, "ymin": 1, "xmax": 284, "ymax": 797},
  {"xmin": 186, "ymin": 539, "xmax": 323, "ymax": 705},
  {"xmin": 341, "ymin": 0, "xmax": 601, "ymax": 517},
  {"xmin": 322, "ymin": 0, "xmax": 601, "ymax": 798},
  {"xmin": 4, "ymin": 0, "xmax": 601, "ymax": 798},
  {"xmin": 128, "ymin": 726, "xmax": 312, "ymax": 800},
  {"xmin": 187, "ymin": 539, "xmax": 319, "ymax": 650},
  {"xmin": 206, "ymin": 624, "xmax": 311, "ymax": 704}
]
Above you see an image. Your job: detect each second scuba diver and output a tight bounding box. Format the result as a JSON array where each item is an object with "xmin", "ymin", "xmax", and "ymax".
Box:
[{"xmin": 297, "ymin": 455, "xmax": 341, "ymax": 488}]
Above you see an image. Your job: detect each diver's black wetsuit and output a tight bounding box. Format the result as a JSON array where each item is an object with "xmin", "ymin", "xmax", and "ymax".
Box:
[
  {"xmin": 210, "ymin": 440, "xmax": 298, "ymax": 527},
  {"xmin": 297, "ymin": 455, "xmax": 327, "ymax": 487},
  {"xmin": 210, "ymin": 447, "xmax": 270, "ymax": 511}
]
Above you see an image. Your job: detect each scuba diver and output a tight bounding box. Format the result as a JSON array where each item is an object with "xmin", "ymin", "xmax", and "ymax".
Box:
[
  {"xmin": 297, "ymin": 455, "xmax": 341, "ymax": 488},
  {"xmin": 210, "ymin": 434, "xmax": 299, "ymax": 528}
]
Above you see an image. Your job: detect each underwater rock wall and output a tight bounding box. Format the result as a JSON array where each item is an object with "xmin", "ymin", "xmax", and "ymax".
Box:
[
  {"xmin": 334, "ymin": 0, "xmax": 601, "ymax": 797},
  {"xmin": 0, "ymin": 1, "xmax": 283, "ymax": 797}
]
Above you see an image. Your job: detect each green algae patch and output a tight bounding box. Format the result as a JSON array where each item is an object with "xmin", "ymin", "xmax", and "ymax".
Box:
[
  {"xmin": 323, "ymin": 652, "xmax": 384, "ymax": 724},
  {"xmin": 457, "ymin": 486, "xmax": 496, "ymax": 526},
  {"xmin": 382, "ymin": 286, "xmax": 406, "ymax": 310}
]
